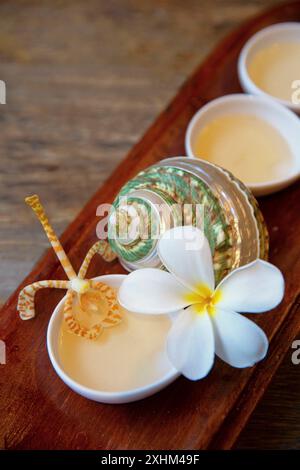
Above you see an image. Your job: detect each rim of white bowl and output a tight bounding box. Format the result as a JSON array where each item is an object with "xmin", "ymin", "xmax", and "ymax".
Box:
[
  {"xmin": 47, "ymin": 274, "xmax": 179, "ymax": 404},
  {"xmin": 185, "ymin": 93, "xmax": 300, "ymax": 196},
  {"xmin": 238, "ymin": 22, "xmax": 300, "ymax": 113}
]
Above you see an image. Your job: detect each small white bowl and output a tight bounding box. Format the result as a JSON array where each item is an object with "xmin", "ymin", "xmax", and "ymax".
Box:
[
  {"xmin": 47, "ymin": 274, "xmax": 179, "ymax": 404},
  {"xmin": 238, "ymin": 22, "xmax": 300, "ymax": 113},
  {"xmin": 185, "ymin": 94, "xmax": 300, "ymax": 196}
]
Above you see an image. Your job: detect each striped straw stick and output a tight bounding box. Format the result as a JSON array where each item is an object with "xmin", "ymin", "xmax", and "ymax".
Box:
[{"xmin": 25, "ymin": 195, "xmax": 77, "ymax": 280}]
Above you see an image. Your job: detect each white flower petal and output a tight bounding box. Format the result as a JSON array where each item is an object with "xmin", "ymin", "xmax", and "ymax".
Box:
[
  {"xmin": 118, "ymin": 268, "xmax": 189, "ymax": 314},
  {"xmin": 217, "ymin": 259, "xmax": 284, "ymax": 313},
  {"xmin": 167, "ymin": 305, "xmax": 215, "ymax": 380},
  {"xmin": 212, "ymin": 308, "xmax": 268, "ymax": 368},
  {"xmin": 158, "ymin": 226, "xmax": 215, "ymax": 293}
]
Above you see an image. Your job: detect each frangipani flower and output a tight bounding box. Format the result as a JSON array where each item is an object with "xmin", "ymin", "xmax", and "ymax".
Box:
[{"xmin": 118, "ymin": 226, "xmax": 284, "ymax": 380}]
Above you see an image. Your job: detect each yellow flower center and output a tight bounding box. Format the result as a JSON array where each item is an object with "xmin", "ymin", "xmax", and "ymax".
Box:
[{"xmin": 184, "ymin": 284, "xmax": 222, "ymax": 316}]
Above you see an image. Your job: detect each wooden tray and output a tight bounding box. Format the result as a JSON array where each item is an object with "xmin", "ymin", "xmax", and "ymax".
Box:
[{"xmin": 1, "ymin": 1, "xmax": 300, "ymax": 450}]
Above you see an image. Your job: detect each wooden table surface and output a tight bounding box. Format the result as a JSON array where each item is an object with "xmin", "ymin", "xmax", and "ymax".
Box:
[{"xmin": 0, "ymin": 0, "xmax": 299, "ymax": 449}]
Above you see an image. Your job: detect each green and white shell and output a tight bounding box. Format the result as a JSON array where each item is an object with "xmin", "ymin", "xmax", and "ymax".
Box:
[{"xmin": 108, "ymin": 157, "xmax": 269, "ymax": 284}]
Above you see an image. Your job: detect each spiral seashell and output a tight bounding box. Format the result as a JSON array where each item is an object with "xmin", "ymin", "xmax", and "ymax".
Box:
[{"xmin": 107, "ymin": 157, "xmax": 268, "ymax": 284}]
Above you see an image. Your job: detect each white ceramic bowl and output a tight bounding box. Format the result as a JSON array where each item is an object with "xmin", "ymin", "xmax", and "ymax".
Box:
[
  {"xmin": 47, "ymin": 274, "xmax": 179, "ymax": 404},
  {"xmin": 185, "ymin": 94, "xmax": 300, "ymax": 196},
  {"xmin": 238, "ymin": 22, "xmax": 300, "ymax": 113}
]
